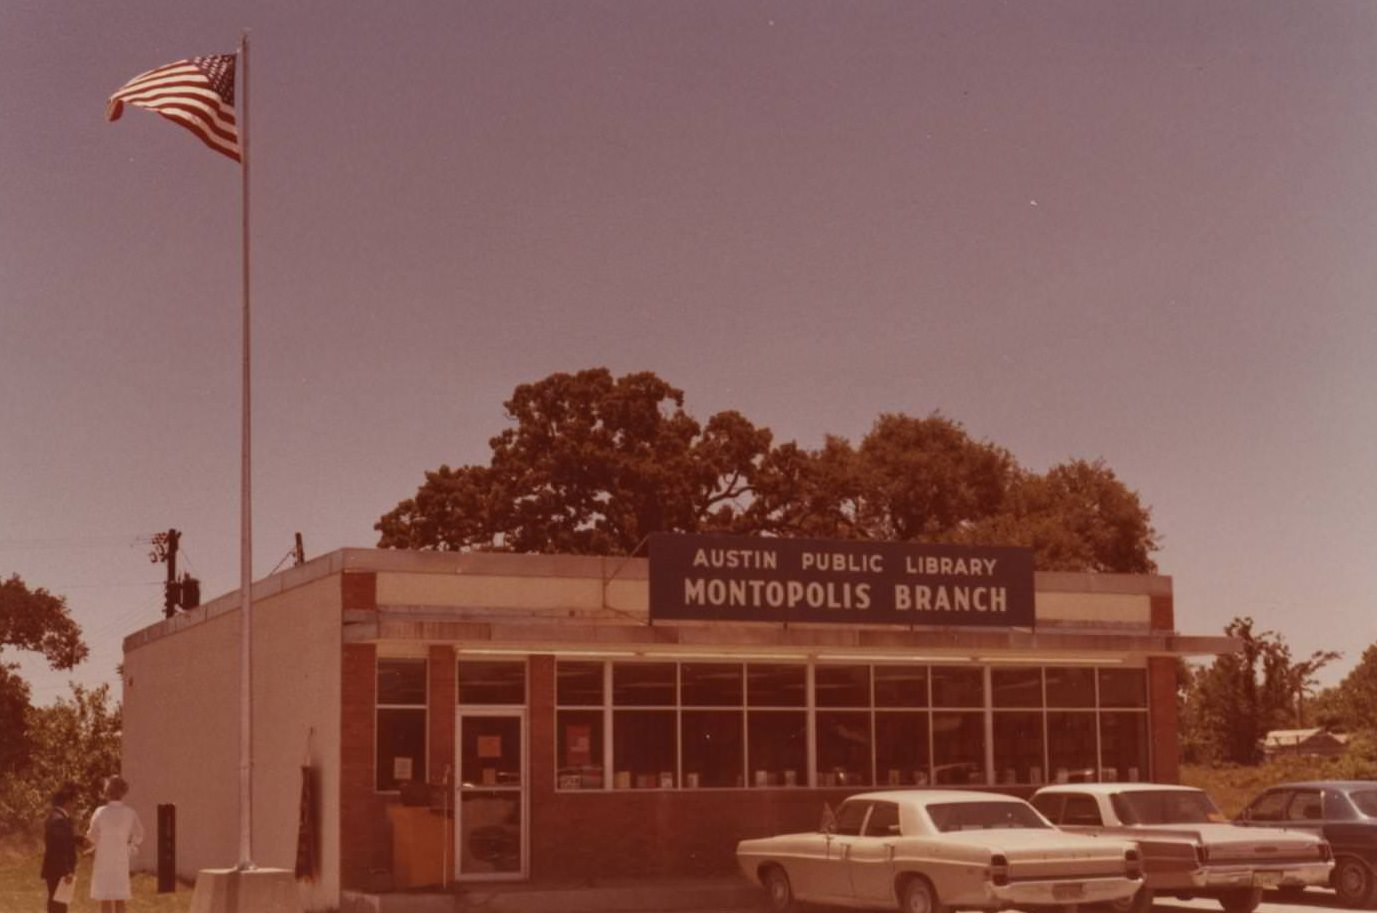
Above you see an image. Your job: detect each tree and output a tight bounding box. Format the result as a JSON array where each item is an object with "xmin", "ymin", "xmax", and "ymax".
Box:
[
  {"xmin": 0, "ymin": 574, "xmax": 87, "ymax": 774},
  {"xmin": 0, "ymin": 683, "xmax": 121, "ymax": 834},
  {"xmin": 1179, "ymin": 617, "xmax": 1339, "ymax": 764},
  {"xmin": 1314, "ymin": 644, "xmax": 1377, "ymax": 736},
  {"xmin": 377, "ymin": 368, "xmax": 1160, "ymax": 573}
]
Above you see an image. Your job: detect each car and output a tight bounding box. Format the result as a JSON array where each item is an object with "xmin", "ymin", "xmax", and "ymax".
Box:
[
  {"xmin": 1032, "ymin": 783, "xmax": 1333, "ymax": 913},
  {"xmin": 1235, "ymin": 780, "xmax": 1377, "ymax": 908},
  {"xmin": 736, "ymin": 789, "xmax": 1144, "ymax": 913}
]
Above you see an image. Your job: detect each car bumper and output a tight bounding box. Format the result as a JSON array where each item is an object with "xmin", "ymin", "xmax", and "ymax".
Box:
[
  {"xmin": 976, "ymin": 876, "xmax": 1142, "ymax": 907},
  {"xmin": 1186, "ymin": 862, "xmax": 1333, "ymax": 890}
]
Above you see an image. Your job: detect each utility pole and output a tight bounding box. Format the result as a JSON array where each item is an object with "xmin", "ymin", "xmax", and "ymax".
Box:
[{"xmin": 150, "ymin": 528, "xmax": 181, "ymax": 618}]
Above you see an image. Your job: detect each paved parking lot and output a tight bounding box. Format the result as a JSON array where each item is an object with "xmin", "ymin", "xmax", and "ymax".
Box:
[{"xmin": 657, "ymin": 889, "xmax": 1358, "ymax": 913}]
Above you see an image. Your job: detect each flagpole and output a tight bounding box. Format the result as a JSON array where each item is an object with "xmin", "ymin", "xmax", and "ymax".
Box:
[{"xmin": 237, "ymin": 28, "xmax": 255, "ymax": 872}]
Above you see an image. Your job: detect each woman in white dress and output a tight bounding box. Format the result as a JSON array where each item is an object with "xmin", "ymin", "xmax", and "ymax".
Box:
[{"xmin": 86, "ymin": 775, "xmax": 144, "ymax": 913}]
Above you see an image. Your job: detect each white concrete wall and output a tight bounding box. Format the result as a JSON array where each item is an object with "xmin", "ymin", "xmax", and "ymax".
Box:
[{"xmin": 122, "ymin": 572, "xmax": 342, "ymax": 910}]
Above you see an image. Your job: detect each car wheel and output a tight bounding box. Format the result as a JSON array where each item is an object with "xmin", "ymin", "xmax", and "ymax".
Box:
[
  {"xmin": 761, "ymin": 865, "xmax": 795, "ymax": 913},
  {"xmin": 1106, "ymin": 885, "xmax": 1154, "ymax": 913},
  {"xmin": 1218, "ymin": 887, "xmax": 1262, "ymax": 913},
  {"xmin": 900, "ymin": 876, "xmax": 948, "ymax": 913},
  {"xmin": 1333, "ymin": 856, "xmax": 1377, "ymax": 909}
]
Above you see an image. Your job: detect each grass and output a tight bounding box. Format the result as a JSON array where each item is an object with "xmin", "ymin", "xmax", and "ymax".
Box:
[{"xmin": 0, "ymin": 836, "xmax": 192, "ymax": 913}]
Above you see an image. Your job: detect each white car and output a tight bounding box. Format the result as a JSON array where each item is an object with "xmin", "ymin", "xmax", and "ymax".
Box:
[
  {"xmin": 1032, "ymin": 783, "xmax": 1334, "ymax": 913},
  {"xmin": 736, "ymin": 790, "xmax": 1144, "ymax": 913}
]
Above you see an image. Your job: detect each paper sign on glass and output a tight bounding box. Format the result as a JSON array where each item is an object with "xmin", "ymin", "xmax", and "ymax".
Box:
[
  {"xmin": 478, "ymin": 735, "xmax": 502, "ymax": 759},
  {"xmin": 393, "ymin": 757, "xmax": 413, "ymax": 781}
]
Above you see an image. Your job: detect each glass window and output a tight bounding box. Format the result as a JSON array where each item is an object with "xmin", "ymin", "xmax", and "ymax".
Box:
[
  {"xmin": 1244, "ymin": 791, "xmax": 1291, "ymax": 822},
  {"xmin": 835, "ymin": 800, "xmax": 869, "ymax": 836},
  {"xmin": 1046, "ymin": 667, "xmax": 1096, "ymax": 707},
  {"xmin": 1287, "ymin": 790, "xmax": 1324, "ymax": 822},
  {"xmin": 612, "ymin": 709, "xmax": 676, "ymax": 788},
  {"xmin": 682, "ymin": 710, "xmax": 743, "ymax": 788},
  {"xmin": 928, "ymin": 801, "xmax": 1049, "ymax": 832},
  {"xmin": 1112, "ymin": 789, "xmax": 1222, "ymax": 825},
  {"xmin": 1349, "ymin": 791, "xmax": 1377, "ymax": 817},
  {"xmin": 747, "ymin": 710, "xmax": 806, "ymax": 786},
  {"xmin": 681, "ymin": 663, "xmax": 743, "ymax": 706},
  {"xmin": 875, "ymin": 711, "xmax": 930, "ymax": 787},
  {"xmin": 378, "ymin": 657, "xmax": 427, "ymax": 705},
  {"xmin": 867, "ymin": 801, "xmax": 901, "ymax": 836},
  {"xmin": 747, "ymin": 664, "xmax": 806, "ymax": 707},
  {"xmin": 555, "ymin": 709, "xmax": 603, "ymax": 790},
  {"xmin": 993, "ymin": 712, "xmax": 1044, "ymax": 784},
  {"xmin": 1030, "ymin": 793, "xmax": 1063, "ymax": 822},
  {"xmin": 932, "ymin": 711, "xmax": 985, "ymax": 784},
  {"xmin": 817, "ymin": 711, "xmax": 872, "ymax": 787},
  {"xmin": 1062, "ymin": 794, "xmax": 1103, "ymax": 826},
  {"xmin": 931, "ymin": 666, "xmax": 983, "ymax": 707},
  {"xmin": 992, "ymin": 668, "xmax": 1042, "ymax": 708},
  {"xmin": 1098, "ymin": 669, "xmax": 1148, "ymax": 708},
  {"xmin": 457, "ymin": 660, "xmax": 525, "ymax": 705},
  {"xmin": 1326, "ymin": 790, "xmax": 1360, "ymax": 821},
  {"xmin": 613, "ymin": 663, "xmax": 676, "ymax": 706},
  {"xmin": 815, "ymin": 665, "xmax": 870, "ymax": 707},
  {"xmin": 556, "ymin": 661, "xmax": 603, "ymax": 705},
  {"xmin": 1047, "ymin": 712, "xmax": 1097, "ymax": 783},
  {"xmin": 377, "ymin": 658, "xmax": 427, "ymax": 792},
  {"xmin": 875, "ymin": 666, "xmax": 928, "ymax": 707},
  {"xmin": 1099, "ymin": 712, "xmax": 1149, "ymax": 782}
]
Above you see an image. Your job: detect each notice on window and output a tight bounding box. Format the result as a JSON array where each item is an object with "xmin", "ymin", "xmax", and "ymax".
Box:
[
  {"xmin": 566, "ymin": 724, "xmax": 591, "ymax": 766},
  {"xmin": 393, "ymin": 756, "xmax": 413, "ymax": 782},
  {"xmin": 477, "ymin": 735, "xmax": 502, "ymax": 759}
]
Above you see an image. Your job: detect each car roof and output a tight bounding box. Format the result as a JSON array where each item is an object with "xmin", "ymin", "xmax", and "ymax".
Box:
[
  {"xmin": 1034, "ymin": 783, "xmax": 1200, "ymax": 796},
  {"xmin": 847, "ymin": 790, "xmax": 1031, "ymax": 805},
  {"xmin": 1265, "ymin": 781, "xmax": 1377, "ymax": 791}
]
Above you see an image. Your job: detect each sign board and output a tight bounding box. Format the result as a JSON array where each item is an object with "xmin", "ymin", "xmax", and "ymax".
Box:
[{"xmin": 648, "ymin": 533, "xmax": 1034, "ymax": 627}]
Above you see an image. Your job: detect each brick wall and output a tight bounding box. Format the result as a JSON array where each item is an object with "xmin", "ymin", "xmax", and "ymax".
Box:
[
  {"xmin": 429, "ymin": 645, "xmax": 456, "ymax": 788},
  {"xmin": 1148, "ymin": 655, "xmax": 1180, "ymax": 784},
  {"xmin": 339, "ymin": 643, "xmax": 389, "ymax": 890}
]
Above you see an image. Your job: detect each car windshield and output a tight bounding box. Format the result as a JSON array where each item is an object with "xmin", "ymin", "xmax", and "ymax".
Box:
[
  {"xmin": 1111, "ymin": 789, "xmax": 1226, "ymax": 825},
  {"xmin": 928, "ymin": 801, "xmax": 1050, "ymax": 832},
  {"xmin": 1350, "ymin": 791, "xmax": 1377, "ymax": 817}
]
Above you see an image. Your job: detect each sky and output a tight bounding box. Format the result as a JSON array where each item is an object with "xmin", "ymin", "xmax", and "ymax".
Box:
[{"xmin": 3, "ymin": 1, "xmax": 1375, "ymax": 706}]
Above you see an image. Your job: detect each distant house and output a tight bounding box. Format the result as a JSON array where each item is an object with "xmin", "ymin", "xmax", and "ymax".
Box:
[{"xmin": 1262, "ymin": 728, "xmax": 1348, "ymax": 760}]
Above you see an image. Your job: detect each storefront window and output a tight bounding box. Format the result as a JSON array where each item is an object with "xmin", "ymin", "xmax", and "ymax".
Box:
[
  {"xmin": 993, "ymin": 711, "xmax": 1044, "ymax": 784},
  {"xmin": 612, "ymin": 709, "xmax": 676, "ymax": 788},
  {"xmin": 875, "ymin": 666, "xmax": 928, "ymax": 707},
  {"xmin": 1100, "ymin": 711, "xmax": 1149, "ymax": 781},
  {"xmin": 932, "ymin": 711, "xmax": 985, "ymax": 784},
  {"xmin": 556, "ymin": 661, "xmax": 603, "ymax": 705},
  {"xmin": 931, "ymin": 666, "xmax": 983, "ymax": 707},
  {"xmin": 681, "ymin": 663, "xmax": 742, "ymax": 706},
  {"xmin": 682, "ymin": 709, "xmax": 743, "ymax": 788},
  {"xmin": 1047, "ymin": 711, "xmax": 1097, "ymax": 783},
  {"xmin": 875, "ymin": 711, "xmax": 930, "ymax": 786},
  {"xmin": 992, "ymin": 668, "xmax": 1042, "ymax": 707},
  {"xmin": 376, "ymin": 657, "xmax": 427, "ymax": 791},
  {"xmin": 816, "ymin": 710, "xmax": 872, "ymax": 787},
  {"xmin": 747, "ymin": 664, "xmax": 806, "ymax": 707},
  {"xmin": 1098, "ymin": 668, "xmax": 1148, "ymax": 708},
  {"xmin": 457, "ymin": 660, "xmax": 526, "ymax": 705},
  {"xmin": 1046, "ymin": 667, "xmax": 1096, "ymax": 707},
  {"xmin": 815, "ymin": 665, "xmax": 870, "ymax": 707},
  {"xmin": 746, "ymin": 711, "xmax": 806, "ymax": 786},
  {"xmin": 613, "ymin": 662, "xmax": 676, "ymax": 706}
]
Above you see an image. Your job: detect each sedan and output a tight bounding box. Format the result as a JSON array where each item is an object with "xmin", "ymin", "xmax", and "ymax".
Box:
[
  {"xmin": 1236, "ymin": 780, "xmax": 1377, "ymax": 908},
  {"xmin": 1032, "ymin": 783, "xmax": 1332, "ymax": 913},
  {"xmin": 736, "ymin": 789, "xmax": 1144, "ymax": 913}
]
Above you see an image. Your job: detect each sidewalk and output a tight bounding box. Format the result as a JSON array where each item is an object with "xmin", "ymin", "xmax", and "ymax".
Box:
[{"xmin": 340, "ymin": 876, "xmax": 761, "ymax": 913}]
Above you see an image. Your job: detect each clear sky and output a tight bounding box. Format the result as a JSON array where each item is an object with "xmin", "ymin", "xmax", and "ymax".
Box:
[{"xmin": 3, "ymin": 1, "xmax": 1374, "ymax": 705}]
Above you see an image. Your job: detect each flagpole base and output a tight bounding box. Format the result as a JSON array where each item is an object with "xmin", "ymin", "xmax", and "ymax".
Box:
[{"xmin": 189, "ymin": 867, "xmax": 302, "ymax": 913}]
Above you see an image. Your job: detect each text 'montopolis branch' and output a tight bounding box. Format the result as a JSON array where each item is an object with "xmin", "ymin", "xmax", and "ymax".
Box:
[{"xmin": 647, "ymin": 533, "xmax": 1035, "ymax": 628}]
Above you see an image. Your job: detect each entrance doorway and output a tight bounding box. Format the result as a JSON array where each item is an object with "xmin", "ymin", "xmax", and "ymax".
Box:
[{"xmin": 454, "ymin": 710, "xmax": 527, "ymax": 880}]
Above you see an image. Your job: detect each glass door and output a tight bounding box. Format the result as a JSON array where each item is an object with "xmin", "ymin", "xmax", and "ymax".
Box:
[{"xmin": 455, "ymin": 710, "xmax": 526, "ymax": 880}]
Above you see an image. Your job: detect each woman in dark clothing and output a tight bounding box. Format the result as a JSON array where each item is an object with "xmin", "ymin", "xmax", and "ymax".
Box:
[{"xmin": 40, "ymin": 782, "xmax": 85, "ymax": 913}]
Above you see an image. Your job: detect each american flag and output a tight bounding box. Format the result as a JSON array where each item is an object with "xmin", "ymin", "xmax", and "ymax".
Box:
[{"xmin": 107, "ymin": 55, "xmax": 240, "ymax": 162}]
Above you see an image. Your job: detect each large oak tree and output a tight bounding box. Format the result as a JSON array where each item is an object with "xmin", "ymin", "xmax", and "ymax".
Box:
[
  {"xmin": 377, "ymin": 368, "xmax": 1160, "ymax": 572},
  {"xmin": 0, "ymin": 574, "xmax": 87, "ymax": 774}
]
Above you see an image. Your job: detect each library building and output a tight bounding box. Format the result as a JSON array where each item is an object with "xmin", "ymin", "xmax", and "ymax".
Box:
[{"xmin": 120, "ymin": 533, "xmax": 1234, "ymax": 911}]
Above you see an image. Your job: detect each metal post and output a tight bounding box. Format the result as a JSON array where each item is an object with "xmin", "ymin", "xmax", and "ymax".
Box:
[{"xmin": 237, "ymin": 28, "xmax": 254, "ymax": 872}]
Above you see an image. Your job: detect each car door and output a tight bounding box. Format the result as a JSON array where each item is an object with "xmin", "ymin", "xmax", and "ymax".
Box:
[
  {"xmin": 850, "ymin": 800, "xmax": 902, "ymax": 905},
  {"xmin": 809, "ymin": 800, "xmax": 870, "ymax": 903},
  {"xmin": 1284, "ymin": 789, "xmax": 1327, "ymax": 839}
]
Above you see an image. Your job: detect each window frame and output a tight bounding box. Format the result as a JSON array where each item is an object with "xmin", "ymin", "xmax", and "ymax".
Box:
[{"xmin": 375, "ymin": 656, "xmax": 429, "ymax": 794}]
